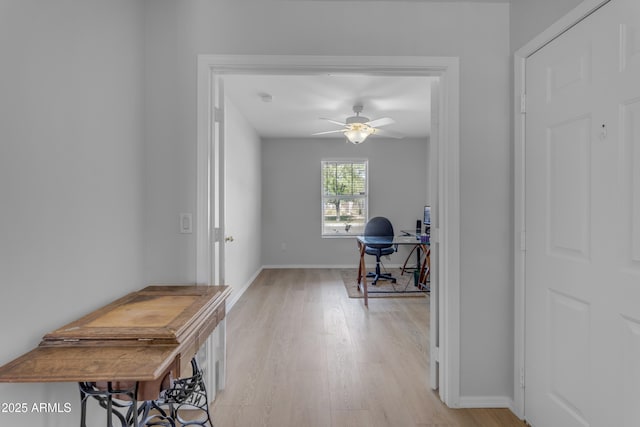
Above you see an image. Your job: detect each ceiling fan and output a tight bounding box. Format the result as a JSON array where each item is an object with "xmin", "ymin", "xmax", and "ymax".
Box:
[{"xmin": 312, "ymin": 104, "xmax": 403, "ymax": 144}]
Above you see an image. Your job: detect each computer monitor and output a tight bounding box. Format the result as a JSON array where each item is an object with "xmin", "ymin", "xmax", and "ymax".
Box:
[{"xmin": 423, "ymin": 206, "xmax": 431, "ymax": 226}]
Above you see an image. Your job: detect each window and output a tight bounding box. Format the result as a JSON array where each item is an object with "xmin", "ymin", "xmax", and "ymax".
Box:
[{"xmin": 321, "ymin": 160, "xmax": 368, "ymax": 237}]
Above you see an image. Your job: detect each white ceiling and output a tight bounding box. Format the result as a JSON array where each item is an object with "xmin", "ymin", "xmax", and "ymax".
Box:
[{"xmin": 223, "ymin": 74, "xmax": 435, "ymax": 140}]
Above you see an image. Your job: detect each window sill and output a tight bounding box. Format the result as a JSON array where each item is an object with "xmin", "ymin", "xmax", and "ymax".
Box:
[{"xmin": 322, "ymin": 234, "xmax": 358, "ymax": 239}]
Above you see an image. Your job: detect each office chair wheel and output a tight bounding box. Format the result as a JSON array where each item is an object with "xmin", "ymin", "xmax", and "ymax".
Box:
[{"xmin": 367, "ymin": 272, "xmax": 396, "ymax": 286}]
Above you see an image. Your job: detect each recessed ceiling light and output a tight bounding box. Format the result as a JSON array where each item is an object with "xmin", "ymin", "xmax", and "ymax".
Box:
[{"xmin": 259, "ymin": 93, "xmax": 273, "ymax": 103}]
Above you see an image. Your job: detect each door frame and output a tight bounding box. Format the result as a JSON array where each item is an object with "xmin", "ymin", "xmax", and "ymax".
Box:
[
  {"xmin": 513, "ymin": 0, "xmax": 611, "ymax": 419},
  {"xmin": 196, "ymin": 54, "xmax": 460, "ymax": 405}
]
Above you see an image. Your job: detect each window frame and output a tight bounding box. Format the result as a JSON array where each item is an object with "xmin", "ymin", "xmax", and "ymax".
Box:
[{"xmin": 320, "ymin": 158, "xmax": 369, "ymax": 238}]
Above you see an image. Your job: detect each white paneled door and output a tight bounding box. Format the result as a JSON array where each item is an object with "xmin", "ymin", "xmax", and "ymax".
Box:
[
  {"xmin": 196, "ymin": 67, "xmax": 228, "ymax": 403},
  {"xmin": 525, "ymin": 0, "xmax": 640, "ymax": 426}
]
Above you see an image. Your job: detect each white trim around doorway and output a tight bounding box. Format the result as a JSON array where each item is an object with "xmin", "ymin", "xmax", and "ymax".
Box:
[{"xmin": 196, "ymin": 54, "xmax": 461, "ymax": 406}]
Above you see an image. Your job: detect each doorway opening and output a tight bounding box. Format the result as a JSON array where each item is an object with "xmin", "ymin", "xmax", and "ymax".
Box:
[{"xmin": 196, "ymin": 55, "xmax": 460, "ymax": 406}]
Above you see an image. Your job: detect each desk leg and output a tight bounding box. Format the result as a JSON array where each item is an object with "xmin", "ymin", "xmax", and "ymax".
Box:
[
  {"xmin": 418, "ymin": 245, "xmax": 431, "ymax": 287},
  {"xmin": 159, "ymin": 358, "xmax": 213, "ymax": 427},
  {"xmin": 363, "ymin": 264, "xmax": 368, "ymax": 308},
  {"xmin": 217, "ymin": 316, "xmax": 227, "ymax": 391},
  {"xmin": 357, "ymin": 241, "xmax": 368, "ymax": 307},
  {"xmin": 400, "ymin": 244, "xmax": 419, "ymax": 276},
  {"xmin": 426, "ymin": 248, "xmax": 431, "ymax": 281},
  {"xmin": 356, "ymin": 241, "xmax": 363, "ymax": 284},
  {"xmin": 79, "ymin": 381, "xmax": 142, "ymax": 427}
]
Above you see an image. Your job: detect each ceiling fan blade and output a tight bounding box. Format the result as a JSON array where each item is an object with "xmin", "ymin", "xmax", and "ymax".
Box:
[
  {"xmin": 312, "ymin": 129, "xmax": 346, "ymax": 136},
  {"xmin": 374, "ymin": 128, "xmax": 404, "ymax": 139},
  {"xmin": 366, "ymin": 117, "xmax": 395, "ymax": 128},
  {"xmin": 320, "ymin": 118, "xmax": 347, "ymax": 126}
]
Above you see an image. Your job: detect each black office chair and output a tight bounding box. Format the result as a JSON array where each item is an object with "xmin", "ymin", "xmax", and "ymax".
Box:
[{"xmin": 364, "ymin": 217, "xmax": 397, "ymax": 285}]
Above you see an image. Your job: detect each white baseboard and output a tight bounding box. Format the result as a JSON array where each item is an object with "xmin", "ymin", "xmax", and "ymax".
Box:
[
  {"xmin": 226, "ymin": 263, "xmax": 420, "ymax": 313},
  {"xmin": 226, "ymin": 264, "xmax": 364, "ymax": 311},
  {"xmin": 457, "ymin": 395, "xmax": 514, "ymax": 409},
  {"xmin": 260, "ymin": 263, "xmax": 405, "ymax": 270},
  {"xmin": 508, "ymin": 399, "xmax": 524, "ymax": 420},
  {"xmin": 261, "ymin": 264, "xmax": 354, "ymax": 269},
  {"xmin": 226, "ymin": 267, "xmax": 263, "ymax": 311}
]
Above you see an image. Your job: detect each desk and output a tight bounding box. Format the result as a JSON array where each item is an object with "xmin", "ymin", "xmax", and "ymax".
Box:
[
  {"xmin": 356, "ymin": 235, "xmax": 430, "ymax": 307},
  {"xmin": 0, "ymin": 285, "xmax": 231, "ymax": 426},
  {"xmin": 399, "ymin": 230, "xmax": 431, "ymax": 285}
]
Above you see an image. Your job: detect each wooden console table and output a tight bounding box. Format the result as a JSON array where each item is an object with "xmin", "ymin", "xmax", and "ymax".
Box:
[{"xmin": 0, "ymin": 285, "xmax": 231, "ymax": 425}]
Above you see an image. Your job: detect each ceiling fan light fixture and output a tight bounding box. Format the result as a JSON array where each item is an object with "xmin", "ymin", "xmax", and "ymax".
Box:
[
  {"xmin": 344, "ymin": 124, "xmax": 375, "ymax": 144},
  {"xmin": 313, "ymin": 104, "xmax": 398, "ymax": 143}
]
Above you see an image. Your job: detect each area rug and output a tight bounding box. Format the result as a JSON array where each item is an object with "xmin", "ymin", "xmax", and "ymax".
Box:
[{"xmin": 340, "ymin": 269, "xmax": 428, "ymax": 299}]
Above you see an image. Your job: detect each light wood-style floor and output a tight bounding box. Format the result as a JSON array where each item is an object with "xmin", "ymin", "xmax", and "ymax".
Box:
[{"xmin": 211, "ymin": 268, "xmax": 523, "ymax": 427}]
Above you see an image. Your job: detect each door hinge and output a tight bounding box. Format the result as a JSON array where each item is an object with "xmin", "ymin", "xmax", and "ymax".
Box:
[
  {"xmin": 520, "ymin": 231, "xmax": 526, "ymax": 252},
  {"xmin": 520, "ymin": 93, "xmax": 526, "ymax": 114},
  {"xmin": 520, "ymin": 367, "xmax": 525, "ymax": 389},
  {"xmin": 214, "ymin": 107, "xmax": 224, "ymax": 123}
]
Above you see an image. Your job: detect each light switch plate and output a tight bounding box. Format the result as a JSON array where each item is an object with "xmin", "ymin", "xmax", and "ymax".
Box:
[{"xmin": 179, "ymin": 213, "xmax": 192, "ymax": 234}]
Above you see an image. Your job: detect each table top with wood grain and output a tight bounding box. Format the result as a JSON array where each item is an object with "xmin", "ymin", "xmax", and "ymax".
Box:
[{"xmin": 0, "ymin": 285, "xmax": 230, "ymax": 384}]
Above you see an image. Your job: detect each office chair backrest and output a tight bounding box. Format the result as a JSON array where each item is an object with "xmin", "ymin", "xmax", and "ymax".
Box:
[{"xmin": 364, "ymin": 217, "xmax": 394, "ymax": 248}]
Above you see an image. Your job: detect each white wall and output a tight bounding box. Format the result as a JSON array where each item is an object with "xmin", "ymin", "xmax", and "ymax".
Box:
[
  {"xmin": 261, "ymin": 137, "xmax": 428, "ymax": 267},
  {"xmin": 0, "ymin": 0, "xmax": 600, "ymax": 417},
  {"xmin": 0, "ymin": 1, "xmax": 145, "ymax": 426},
  {"xmin": 0, "ymin": 0, "xmax": 547, "ymax": 421},
  {"xmin": 510, "ymin": 0, "xmax": 584, "ymax": 52},
  {"xmin": 224, "ymin": 97, "xmax": 263, "ymax": 306},
  {"xmin": 142, "ymin": 0, "xmax": 512, "ymax": 404},
  {"xmin": 142, "ymin": 1, "xmax": 198, "ymax": 282}
]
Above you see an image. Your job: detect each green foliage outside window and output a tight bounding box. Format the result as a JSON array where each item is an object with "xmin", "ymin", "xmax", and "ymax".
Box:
[{"xmin": 322, "ymin": 161, "xmax": 367, "ymax": 236}]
